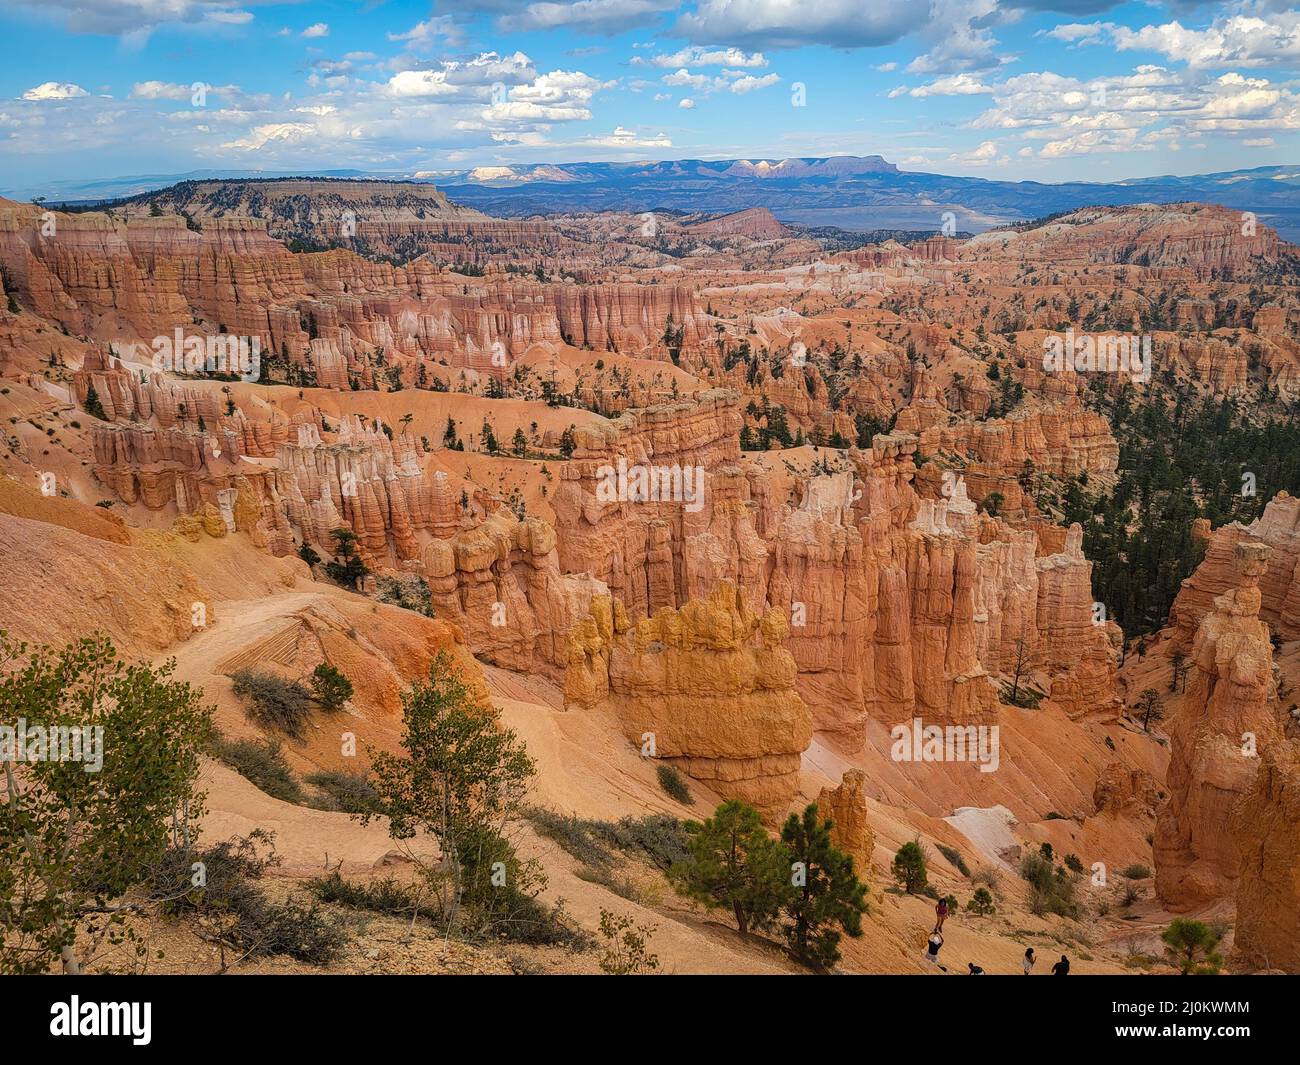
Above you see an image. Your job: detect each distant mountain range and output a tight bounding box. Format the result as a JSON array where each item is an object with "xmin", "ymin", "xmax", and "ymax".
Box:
[{"xmin": 15, "ymin": 155, "xmax": 1300, "ymax": 240}]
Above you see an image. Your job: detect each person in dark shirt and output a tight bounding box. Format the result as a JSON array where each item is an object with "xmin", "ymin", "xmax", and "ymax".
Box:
[
  {"xmin": 967, "ymin": 962, "xmax": 985, "ymax": 975},
  {"xmin": 1052, "ymin": 954, "xmax": 1070, "ymax": 975}
]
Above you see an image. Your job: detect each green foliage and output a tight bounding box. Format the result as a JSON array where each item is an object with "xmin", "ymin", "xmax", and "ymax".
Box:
[
  {"xmin": 936, "ymin": 843, "xmax": 970, "ymax": 877},
  {"xmin": 1020, "ymin": 850, "xmax": 1078, "ymax": 919},
  {"xmin": 891, "ymin": 840, "xmax": 929, "ymax": 895},
  {"xmin": 667, "ymin": 799, "xmax": 790, "ymax": 936},
  {"xmin": 210, "ymin": 733, "xmax": 304, "ymax": 804},
  {"xmin": 310, "ymin": 663, "xmax": 352, "ymax": 713},
  {"xmin": 324, "ymin": 527, "xmax": 369, "ymax": 588},
  {"xmin": 148, "ymin": 830, "xmax": 346, "ymax": 967},
  {"xmin": 230, "ymin": 669, "xmax": 313, "ymax": 740},
  {"xmin": 1064, "ymin": 852, "xmax": 1085, "ymax": 875},
  {"xmin": 0, "ymin": 632, "xmax": 212, "ymax": 974},
  {"xmin": 83, "ymin": 383, "xmax": 107, "ymax": 421},
  {"xmin": 597, "ymin": 908, "xmax": 660, "ymax": 975},
  {"xmin": 779, "ymin": 804, "xmax": 868, "ymax": 970},
  {"xmin": 304, "ymin": 769, "xmax": 381, "ymax": 814},
  {"xmin": 655, "ymin": 762, "xmax": 693, "ymax": 805},
  {"xmin": 308, "ymin": 870, "xmax": 433, "ymax": 919},
  {"xmin": 966, "ymin": 886, "xmax": 996, "ymax": 916},
  {"xmin": 1162, "ymin": 918, "xmax": 1223, "ymax": 975},
  {"xmin": 375, "ymin": 575, "xmax": 435, "ymax": 617},
  {"xmin": 1121, "ymin": 863, "xmax": 1152, "ymax": 880},
  {"xmin": 1068, "ymin": 385, "xmax": 1300, "ymax": 638},
  {"xmin": 363, "ymin": 652, "xmax": 543, "ymax": 940}
]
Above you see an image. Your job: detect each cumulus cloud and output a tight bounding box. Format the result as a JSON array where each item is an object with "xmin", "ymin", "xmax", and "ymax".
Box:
[
  {"xmin": 301, "ymin": 22, "xmax": 329, "ymax": 38},
  {"xmin": 22, "ymin": 82, "xmax": 89, "ymax": 100},
  {"xmin": 729, "ymin": 73, "xmax": 780, "ymax": 93},
  {"xmin": 891, "ymin": 73, "xmax": 992, "ymax": 98},
  {"xmin": 968, "ymin": 64, "xmax": 1300, "ymax": 158},
  {"xmin": 678, "ymin": 97, "xmax": 696, "ymax": 109}
]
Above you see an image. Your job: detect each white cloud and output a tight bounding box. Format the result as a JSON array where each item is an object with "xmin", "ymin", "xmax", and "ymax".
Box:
[
  {"xmin": 1077, "ymin": 13, "xmax": 1300, "ymax": 70},
  {"xmin": 729, "ymin": 73, "xmax": 780, "ymax": 93},
  {"xmin": 22, "ymin": 82, "xmax": 89, "ymax": 100},
  {"xmin": 222, "ymin": 121, "xmax": 315, "ymax": 151},
  {"xmin": 892, "ymin": 73, "xmax": 992, "ymax": 98},
  {"xmin": 679, "ymin": 97, "xmax": 696, "ymax": 109},
  {"xmin": 644, "ymin": 46, "xmax": 767, "ymax": 68},
  {"xmin": 301, "ymin": 22, "xmax": 329, "ymax": 39}
]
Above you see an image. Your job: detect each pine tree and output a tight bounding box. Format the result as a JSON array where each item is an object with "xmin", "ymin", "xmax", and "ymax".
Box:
[
  {"xmin": 84, "ymin": 382, "xmax": 107, "ymax": 421},
  {"xmin": 891, "ymin": 839, "xmax": 928, "ymax": 894},
  {"xmin": 668, "ymin": 800, "xmax": 790, "ymax": 936},
  {"xmin": 779, "ymin": 804, "xmax": 868, "ymax": 969}
]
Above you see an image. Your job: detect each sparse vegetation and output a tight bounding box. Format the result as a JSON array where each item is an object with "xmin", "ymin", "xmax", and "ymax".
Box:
[
  {"xmin": 655, "ymin": 763, "xmax": 693, "ymax": 805},
  {"xmin": 231, "ymin": 669, "xmax": 314, "ymax": 740}
]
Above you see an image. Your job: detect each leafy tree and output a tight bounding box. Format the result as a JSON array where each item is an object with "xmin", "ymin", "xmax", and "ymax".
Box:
[
  {"xmin": 512, "ymin": 427, "xmax": 528, "ymax": 457},
  {"xmin": 0, "ymin": 633, "xmax": 212, "ymax": 973},
  {"xmin": 310, "ymin": 663, "xmax": 352, "ymax": 713},
  {"xmin": 779, "ymin": 804, "xmax": 868, "ymax": 969},
  {"xmin": 1162, "ymin": 918, "xmax": 1223, "ymax": 975},
  {"xmin": 363, "ymin": 652, "xmax": 539, "ymax": 935},
  {"xmin": 668, "ymin": 799, "xmax": 790, "ymax": 936},
  {"xmin": 966, "ymin": 887, "xmax": 996, "ymax": 915},
  {"xmin": 891, "ymin": 839, "xmax": 928, "ymax": 895}
]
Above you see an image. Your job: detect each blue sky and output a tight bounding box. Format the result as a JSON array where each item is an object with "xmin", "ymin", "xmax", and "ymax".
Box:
[{"xmin": 1, "ymin": 0, "xmax": 1298, "ymax": 195}]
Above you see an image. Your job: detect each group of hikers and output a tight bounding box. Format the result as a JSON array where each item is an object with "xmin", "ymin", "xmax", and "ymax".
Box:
[{"xmin": 922, "ymin": 898, "xmax": 1071, "ymax": 975}]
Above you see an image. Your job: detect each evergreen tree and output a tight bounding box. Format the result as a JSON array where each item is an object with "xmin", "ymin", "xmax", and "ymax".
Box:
[
  {"xmin": 779, "ymin": 804, "xmax": 868, "ymax": 969},
  {"xmin": 83, "ymin": 382, "xmax": 107, "ymax": 421},
  {"xmin": 891, "ymin": 839, "xmax": 928, "ymax": 894},
  {"xmin": 668, "ymin": 800, "xmax": 790, "ymax": 936}
]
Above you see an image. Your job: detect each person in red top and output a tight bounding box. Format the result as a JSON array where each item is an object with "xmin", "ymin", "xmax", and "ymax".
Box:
[{"xmin": 934, "ymin": 898, "xmax": 949, "ymax": 933}]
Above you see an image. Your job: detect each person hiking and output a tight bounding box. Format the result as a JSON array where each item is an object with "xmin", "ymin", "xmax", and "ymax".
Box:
[
  {"xmin": 934, "ymin": 897, "xmax": 949, "ymax": 932},
  {"xmin": 924, "ymin": 931, "xmax": 947, "ymax": 972},
  {"xmin": 967, "ymin": 962, "xmax": 985, "ymax": 975},
  {"xmin": 1052, "ymin": 954, "xmax": 1070, "ymax": 975},
  {"xmin": 1023, "ymin": 947, "xmax": 1036, "ymax": 975}
]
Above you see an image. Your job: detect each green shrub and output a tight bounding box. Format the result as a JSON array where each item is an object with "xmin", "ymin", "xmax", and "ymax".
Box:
[
  {"xmin": 1121, "ymin": 863, "xmax": 1151, "ymax": 880},
  {"xmin": 308, "ymin": 871, "xmax": 431, "ymax": 917},
  {"xmin": 147, "ymin": 831, "xmax": 347, "ymax": 967},
  {"xmin": 937, "ymin": 843, "xmax": 970, "ymax": 877},
  {"xmin": 601, "ymin": 815, "xmax": 689, "ymax": 871},
  {"xmin": 230, "ymin": 669, "xmax": 313, "ymax": 740},
  {"xmin": 310, "ymin": 663, "xmax": 352, "ymax": 713},
  {"xmin": 1020, "ymin": 851, "xmax": 1078, "ymax": 919},
  {"xmin": 210, "ymin": 733, "xmax": 304, "ymax": 804},
  {"xmin": 966, "ymin": 887, "xmax": 996, "ymax": 915},
  {"xmin": 655, "ymin": 763, "xmax": 694, "ymax": 805},
  {"xmin": 304, "ymin": 769, "xmax": 381, "ymax": 814}
]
